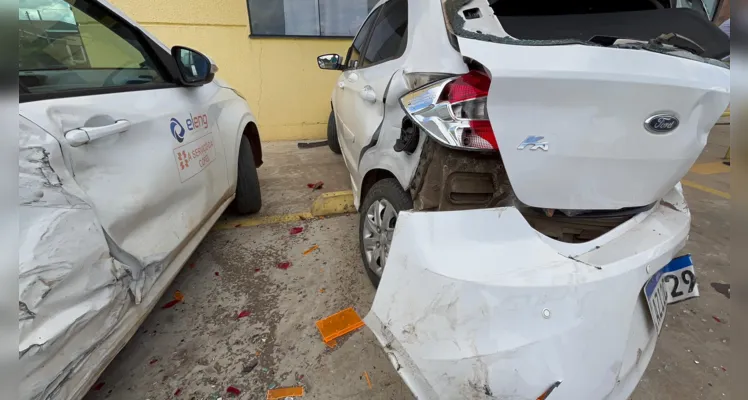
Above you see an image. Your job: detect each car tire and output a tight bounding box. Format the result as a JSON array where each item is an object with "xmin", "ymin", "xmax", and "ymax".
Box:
[
  {"xmin": 234, "ymin": 135, "xmax": 262, "ymax": 214},
  {"xmin": 327, "ymin": 110, "xmax": 342, "ymax": 154},
  {"xmin": 358, "ymin": 178, "xmax": 412, "ymax": 288}
]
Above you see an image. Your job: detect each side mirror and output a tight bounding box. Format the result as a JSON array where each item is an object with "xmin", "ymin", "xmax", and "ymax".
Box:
[
  {"xmin": 317, "ymin": 54, "xmax": 342, "ymax": 70},
  {"xmin": 171, "ymin": 46, "xmax": 217, "ymax": 86}
]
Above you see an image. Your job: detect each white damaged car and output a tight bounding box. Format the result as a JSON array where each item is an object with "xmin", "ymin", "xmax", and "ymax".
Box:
[
  {"xmin": 318, "ymin": 0, "xmax": 729, "ymax": 399},
  {"xmin": 19, "ymin": 0, "xmax": 262, "ymax": 398}
]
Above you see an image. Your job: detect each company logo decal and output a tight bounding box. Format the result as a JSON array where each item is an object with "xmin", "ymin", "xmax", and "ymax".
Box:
[
  {"xmin": 644, "ymin": 114, "xmax": 679, "ymax": 134},
  {"xmin": 170, "ymin": 118, "xmax": 185, "ymax": 143},
  {"xmin": 169, "ymin": 113, "xmax": 209, "ymax": 142}
]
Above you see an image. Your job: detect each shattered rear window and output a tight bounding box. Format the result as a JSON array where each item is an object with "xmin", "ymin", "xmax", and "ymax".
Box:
[{"xmin": 444, "ymin": 0, "xmax": 729, "ymax": 60}]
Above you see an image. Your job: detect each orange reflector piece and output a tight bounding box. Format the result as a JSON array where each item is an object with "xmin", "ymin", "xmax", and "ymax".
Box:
[
  {"xmin": 303, "ymin": 245, "xmax": 319, "ymax": 255},
  {"xmin": 315, "ymin": 307, "xmax": 364, "ymax": 345},
  {"xmin": 267, "ymin": 386, "xmax": 304, "ymax": 399}
]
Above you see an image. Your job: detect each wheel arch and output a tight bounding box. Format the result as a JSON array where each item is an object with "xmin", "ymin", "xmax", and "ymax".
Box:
[
  {"xmin": 360, "ymin": 168, "xmax": 400, "ymax": 207},
  {"xmin": 241, "ymin": 121, "xmax": 263, "ymax": 168}
]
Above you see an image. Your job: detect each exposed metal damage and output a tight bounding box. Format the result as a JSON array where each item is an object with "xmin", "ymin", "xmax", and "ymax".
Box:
[{"xmin": 408, "ymin": 137, "xmax": 650, "ymax": 243}]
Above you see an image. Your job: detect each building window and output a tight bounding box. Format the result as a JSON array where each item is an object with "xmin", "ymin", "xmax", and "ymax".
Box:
[{"xmin": 248, "ymin": 0, "xmax": 379, "ymax": 37}]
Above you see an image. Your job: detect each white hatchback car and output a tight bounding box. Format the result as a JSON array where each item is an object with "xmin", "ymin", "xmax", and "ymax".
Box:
[
  {"xmin": 318, "ymin": 0, "xmax": 729, "ymax": 399},
  {"xmin": 19, "ymin": 0, "xmax": 262, "ymax": 398}
]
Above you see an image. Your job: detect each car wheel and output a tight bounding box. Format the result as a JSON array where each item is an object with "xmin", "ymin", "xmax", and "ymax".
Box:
[
  {"xmin": 327, "ymin": 110, "xmax": 342, "ymax": 154},
  {"xmin": 359, "ymin": 178, "xmax": 412, "ymax": 288},
  {"xmin": 234, "ymin": 135, "xmax": 262, "ymax": 214}
]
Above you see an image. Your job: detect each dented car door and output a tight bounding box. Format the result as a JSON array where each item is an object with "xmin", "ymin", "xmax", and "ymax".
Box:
[{"xmin": 18, "ymin": 0, "xmax": 231, "ymax": 304}]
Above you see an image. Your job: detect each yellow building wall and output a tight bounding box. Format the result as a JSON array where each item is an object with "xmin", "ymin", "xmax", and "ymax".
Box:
[{"xmin": 110, "ymin": 0, "xmax": 350, "ymax": 141}]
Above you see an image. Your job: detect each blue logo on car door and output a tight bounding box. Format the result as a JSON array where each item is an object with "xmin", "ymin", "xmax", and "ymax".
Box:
[{"xmin": 170, "ymin": 118, "xmax": 186, "ymax": 142}]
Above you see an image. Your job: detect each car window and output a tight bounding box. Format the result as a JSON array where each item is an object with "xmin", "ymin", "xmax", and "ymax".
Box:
[
  {"xmin": 345, "ymin": 6, "xmax": 380, "ymax": 69},
  {"xmin": 361, "ymin": 0, "xmax": 407, "ymax": 67},
  {"xmin": 19, "ymin": 0, "xmax": 166, "ymax": 96}
]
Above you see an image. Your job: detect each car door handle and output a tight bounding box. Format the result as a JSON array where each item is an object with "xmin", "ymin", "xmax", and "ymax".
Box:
[
  {"xmin": 359, "ymin": 86, "xmax": 377, "ymax": 103},
  {"xmin": 65, "ymin": 120, "xmax": 131, "ymax": 147},
  {"xmin": 338, "ymin": 81, "xmax": 345, "ymax": 89}
]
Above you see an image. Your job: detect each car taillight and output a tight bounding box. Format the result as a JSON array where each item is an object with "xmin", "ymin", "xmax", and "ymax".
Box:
[{"xmin": 399, "ymin": 70, "xmax": 497, "ymax": 151}]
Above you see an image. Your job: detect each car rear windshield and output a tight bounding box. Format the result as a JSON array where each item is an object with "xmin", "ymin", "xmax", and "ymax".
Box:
[{"xmin": 448, "ymin": 0, "xmax": 728, "ymax": 60}]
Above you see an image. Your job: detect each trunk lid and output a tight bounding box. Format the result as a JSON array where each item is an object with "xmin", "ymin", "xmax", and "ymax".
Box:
[
  {"xmin": 444, "ymin": 0, "xmax": 730, "ymax": 210},
  {"xmin": 457, "ymin": 38, "xmax": 729, "ymax": 210}
]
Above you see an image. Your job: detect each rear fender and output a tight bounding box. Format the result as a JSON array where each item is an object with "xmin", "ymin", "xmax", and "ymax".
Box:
[{"xmin": 357, "ymin": 71, "xmax": 420, "ymax": 208}]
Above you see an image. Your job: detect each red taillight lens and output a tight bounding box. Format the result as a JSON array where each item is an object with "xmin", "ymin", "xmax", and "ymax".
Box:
[
  {"xmin": 467, "ymin": 120, "xmax": 498, "ymax": 150},
  {"xmin": 400, "ymin": 68, "xmax": 498, "ymax": 151},
  {"xmin": 443, "ymin": 70, "xmax": 491, "ymax": 103}
]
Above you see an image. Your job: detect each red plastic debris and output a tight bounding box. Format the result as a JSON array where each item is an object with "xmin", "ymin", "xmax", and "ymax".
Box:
[
  {"xmin": 162, "ymin": 299, "xmax": 180, "ymax": 309},
  {"xmin": 161, "ymin": 290, "xmax": 184, "ymax": 309},
  {"xmin": 174, "ymin": 388, "xmax": 182, "ymax": 396},
  {"xmin": 721, "ymin": 366, "xmax": 727, "ymax": 372},
  {"xmin": 149, "ymin": 359, "xmax": 158, "ymax": 365},
  {"xmin": 307, "ymin": 181, "xmax": 324, "ymax": 190},
  {"xmin": 215, "ymin": 271, "xmax": 220, "ymax": 276},
  {"xmin": 713, "ymin": 316, "xmax": 722, "ymax": 323},
  {"xmin": 277, "ymin": 262, "xmax": 291, "ymax": 270},
  {"xmin": 92, "ymin": 382, "xmax": 105, "ymax": 391},
  {"xmin": 255, "ymin": 268, "xmax": 261, "ymax": 272},
  {"xmin": 226, "ymin": 386, "xmax": 241, "ymax": 396},
  {"xmin": 237, "ymin": 310, "xmax": 251, "ymax": 319},
  {"xmin": 290, "ymin": 227, "xmax": 304, "ymax": 235},
  {"xmin": 234, "ymin": 224, "xmax": 242, "ymax": 228}
]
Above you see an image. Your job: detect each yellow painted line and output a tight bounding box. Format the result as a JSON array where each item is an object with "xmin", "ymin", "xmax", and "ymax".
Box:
[
  {"xmin": 311, "ymin": 190, "xmax": 355, "ymax": 217},
  {"xmin": 213, "ymin": 212, "xmax": 313, "ymax": 230},
  {"xmin": 690, "ymin": 161, "xmax": 731, "ymax": 175},
  {"xmin": 213, "ymin": 190, "xmax": 356, "ymax": 230},
  {"xmin": 722, "ymin": 111, "xmax": 730, "ymax": 117},
  {"xmin": 681, "ymin": 180, "xmax": 731, "ymax": 199}
]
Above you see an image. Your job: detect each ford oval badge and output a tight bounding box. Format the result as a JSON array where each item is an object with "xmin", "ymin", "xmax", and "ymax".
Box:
[{"xmin": 644, "ymin": 114, "xmax": 679, "ymax": 134}]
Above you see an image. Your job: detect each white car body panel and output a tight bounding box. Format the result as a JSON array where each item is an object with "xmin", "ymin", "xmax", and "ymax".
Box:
[
  {"xmin": 457, "ymin": 37, "xmax": 730, "ymax": 210},
  {"xmin": 326, "ymin": 0, "xmax": 729, "ymax": 399},
  {"xmin": 365, "ymin": 185, "xmax": 690, "ymax": 400},
  {"xmin": 18, "ymin": 1, "xmax": 258, "ymax": 398},
  {"xmin": 331, "ymin": 0, "xmax": 466, "ymax": 207}
]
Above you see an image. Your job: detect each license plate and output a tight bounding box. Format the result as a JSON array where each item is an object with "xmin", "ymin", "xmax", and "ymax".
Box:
[{"xmin": 644, "ymin": 254, "xmax": 699, "ymax": 334}]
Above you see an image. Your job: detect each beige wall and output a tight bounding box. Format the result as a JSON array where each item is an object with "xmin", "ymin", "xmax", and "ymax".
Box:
[{"xmin": 111, "ymin": 0, "xmax": 351, "ymax": 141}]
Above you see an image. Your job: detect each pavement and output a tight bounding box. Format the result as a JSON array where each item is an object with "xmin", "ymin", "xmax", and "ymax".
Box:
[{"xmin": 85, "ymin": 126, "xmax": 731, "ymax": 400}]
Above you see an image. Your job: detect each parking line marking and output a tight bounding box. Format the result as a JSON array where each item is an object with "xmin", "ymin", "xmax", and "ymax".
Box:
[
  {"xmin": 681, "ymin": 180, "xmax": 731, "ymax": 199},
  {"xmin": 690, "ymin": 162, "xmax": 730, "ymax": 175},
  {"xmin": 213, "ymin": 212, "xmax": 314, "ymax": 230},
  {"xmin": 311, "ymin": 190, "xmax": 355, "ymax": 216}
]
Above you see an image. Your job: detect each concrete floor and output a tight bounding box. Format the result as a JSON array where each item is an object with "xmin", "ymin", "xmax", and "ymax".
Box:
[{"xmin": 85, "ymin": 127, "xmax": 731, "ymax": 400}]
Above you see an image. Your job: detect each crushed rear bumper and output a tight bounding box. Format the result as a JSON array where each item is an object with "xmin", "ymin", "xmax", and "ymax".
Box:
[{"xmin": 365, "ymin": 184, "xmax": 690, "ymax": 400}]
